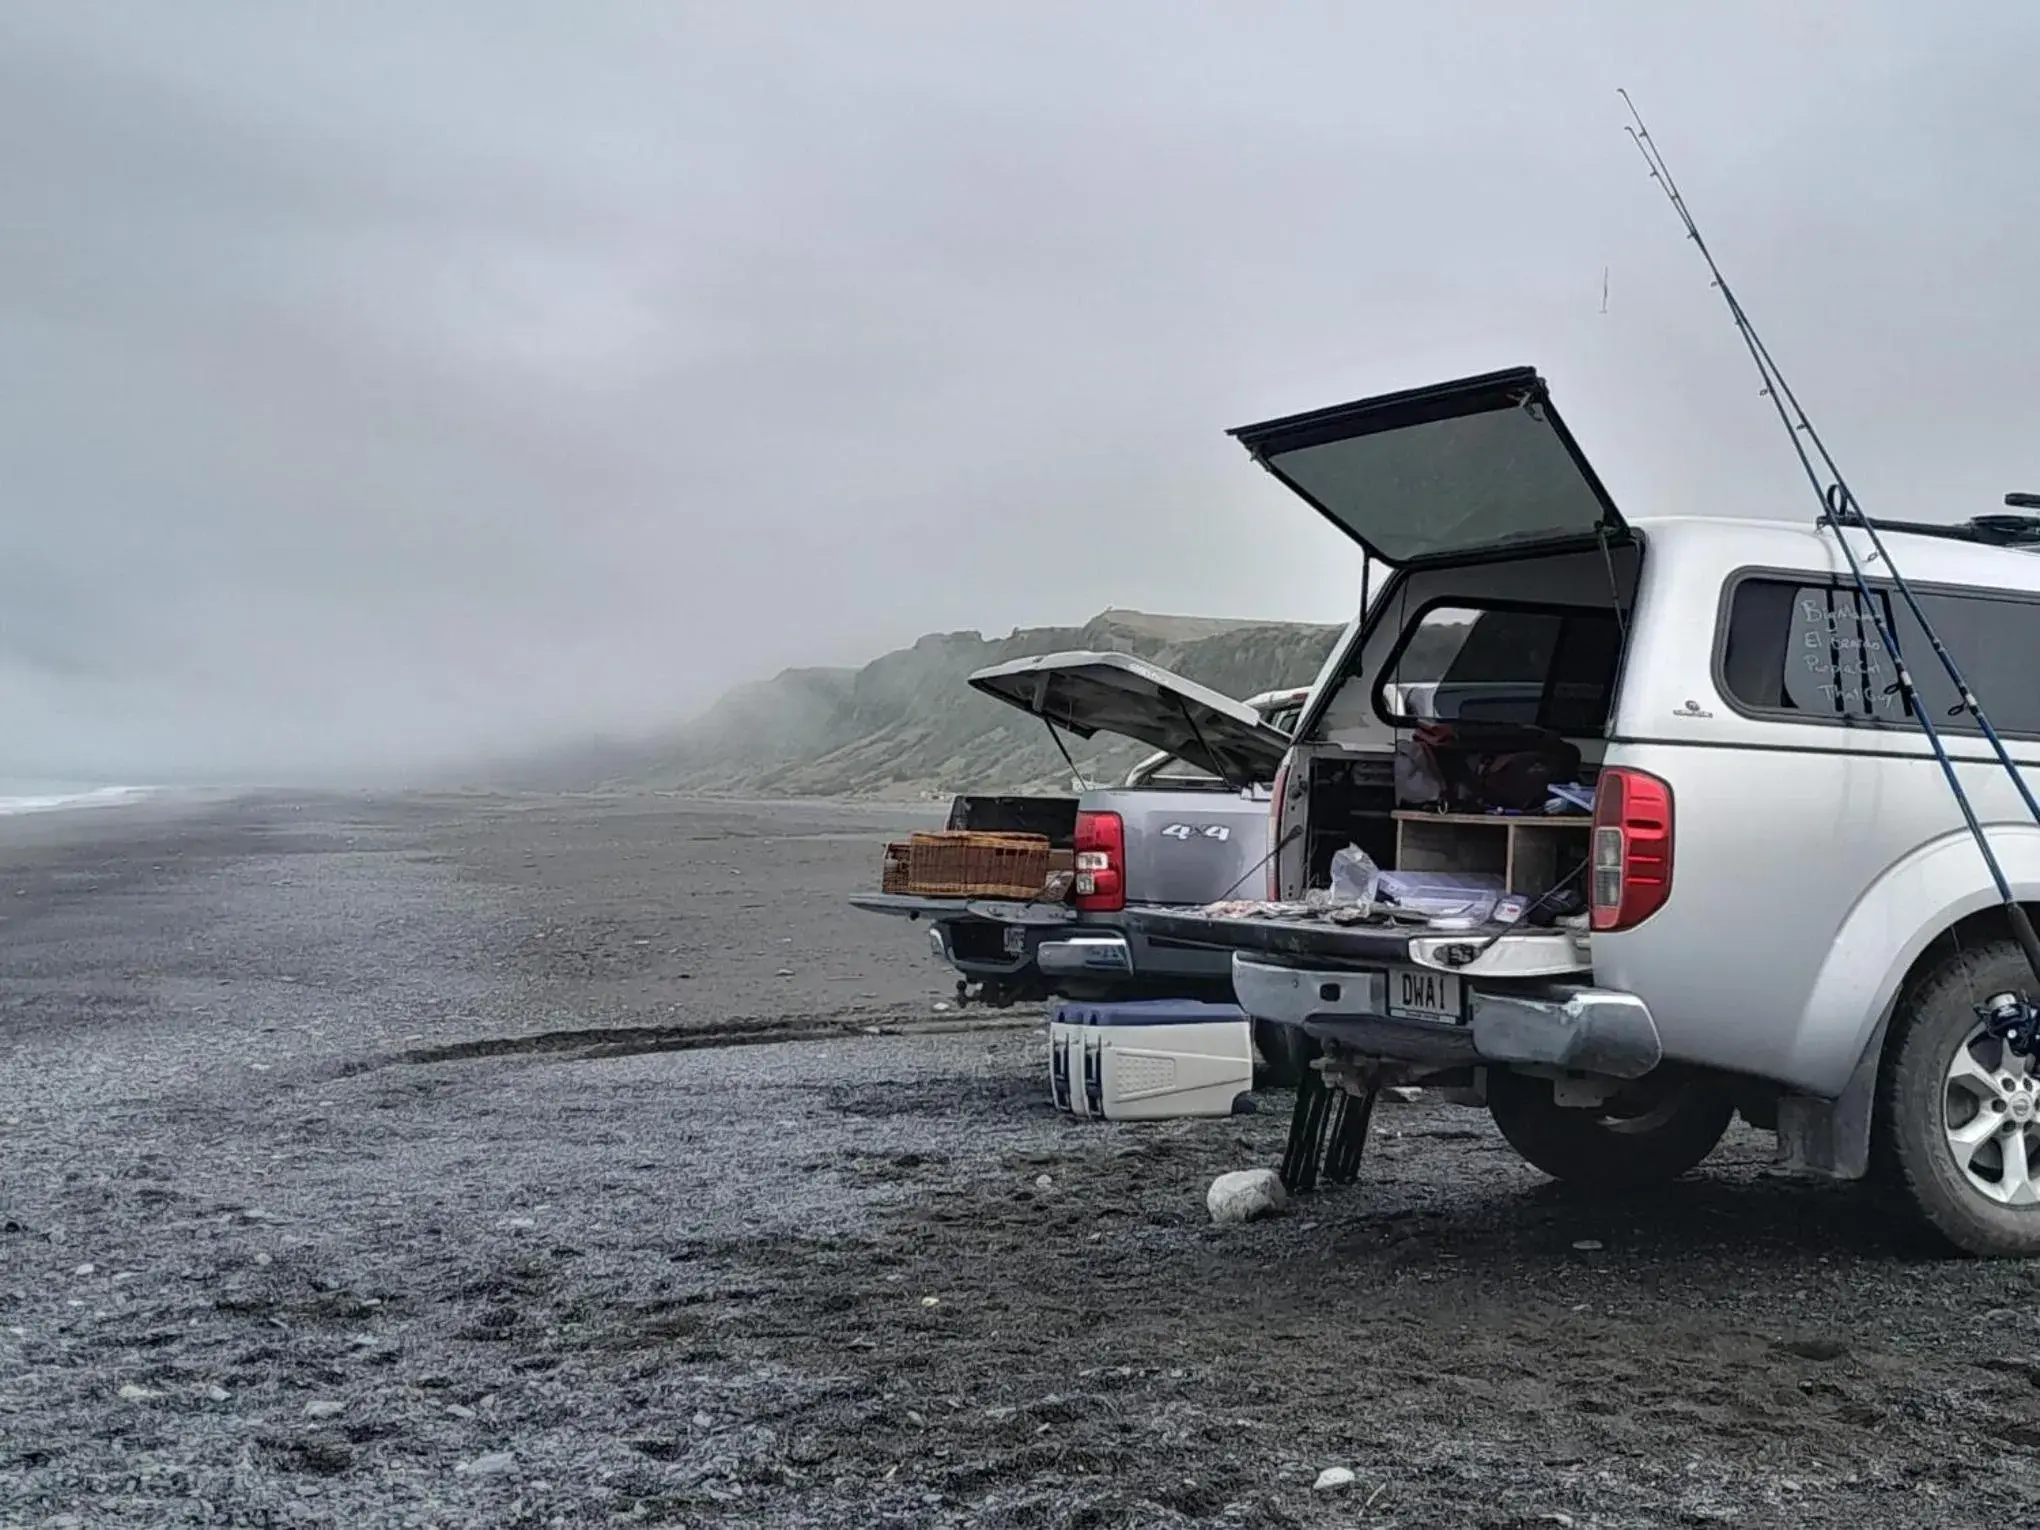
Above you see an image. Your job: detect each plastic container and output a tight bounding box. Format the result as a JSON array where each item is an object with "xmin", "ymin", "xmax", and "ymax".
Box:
[
  {"xmin": 1048, "ymin": 1000, "xmax": 1254, "ymax": 1121},
  {"xmin": 1376, "ymin": 869, "xmax": 1507, "ymax": 923}
]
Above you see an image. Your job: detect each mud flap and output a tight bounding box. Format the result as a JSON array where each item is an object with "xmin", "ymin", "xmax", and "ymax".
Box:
[{"xmin": 1774, "ymin": 1007, "xmax": 1886, "ymax": 1181}]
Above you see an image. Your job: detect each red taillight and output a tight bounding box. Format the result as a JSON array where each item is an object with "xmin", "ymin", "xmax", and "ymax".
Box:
[
  {"xmin": 1590, "ymin": 767, "xmax": 1674, "ymax": 932},
  {"xmin": 1074, "ymin": 809, "xmax": 1125, "ymax": 912},
  {"xmin": 1267, "ymin": 754, "xmax": 1292, "ymax": 900}
]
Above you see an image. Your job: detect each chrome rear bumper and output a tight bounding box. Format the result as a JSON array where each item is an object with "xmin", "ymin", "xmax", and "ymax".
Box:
[
  {"xmin": 1036, "ymin": 935, "xmax": 1133, "ymax": 976},
  {"xmin": 1232, "ymin": 953, "xmax": 1663, "ymax": 1080}
]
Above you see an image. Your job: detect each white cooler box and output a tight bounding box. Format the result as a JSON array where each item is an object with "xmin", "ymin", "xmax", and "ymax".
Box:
[{"xmin": 1048, "ymin": 999, "xmax": 1254, "ymax": 1121}]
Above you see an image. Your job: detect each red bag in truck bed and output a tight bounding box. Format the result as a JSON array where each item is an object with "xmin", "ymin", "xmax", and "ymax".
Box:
[{"xmin": 1405, "ymin": 722, "xmax": 1581, "ymax": 813}]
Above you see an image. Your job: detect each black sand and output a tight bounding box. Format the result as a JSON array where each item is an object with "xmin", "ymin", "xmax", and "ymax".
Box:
[{"xmin": 3, "ymin": 793, "xmax": 2038, "ymax": 1528}]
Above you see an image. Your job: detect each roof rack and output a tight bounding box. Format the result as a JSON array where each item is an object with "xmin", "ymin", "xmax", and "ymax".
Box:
[{"xmin": 1825, "ymin": 498, "xmax": 2040, "ymax": 550}]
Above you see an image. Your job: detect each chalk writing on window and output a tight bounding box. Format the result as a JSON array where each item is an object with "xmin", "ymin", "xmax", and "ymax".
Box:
[{"xmin": 1782, "ymin": 588, "xmax": 1906, "ymax": 720}]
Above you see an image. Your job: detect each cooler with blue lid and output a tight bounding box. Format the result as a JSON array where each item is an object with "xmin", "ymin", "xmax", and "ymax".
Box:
[{"xmin": 1048, "ymin": 999, "xmax": 1254, "ymax": 1121}]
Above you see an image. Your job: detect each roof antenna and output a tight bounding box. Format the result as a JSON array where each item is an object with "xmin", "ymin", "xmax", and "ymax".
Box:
[{"xmin": 1622, "ymin": 88, "xmax": 2040, "ymax": 1052}]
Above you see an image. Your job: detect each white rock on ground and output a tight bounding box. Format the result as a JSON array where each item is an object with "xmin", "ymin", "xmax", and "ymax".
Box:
[
  {"xmin": 1315, "ymin": 1466, "xmax": 1357, "ymax": 1491},
  {"xmin": 458, "ymin": 1451, "xmax": 516, "ymax": 1477},
  {"xmin": 303, "ymin": 1400, "xmax": 345, "ymax": 1419},
  {"xmin": 1206, "ymin": 1168, "xmax": 1287, "ymax": 1225}
]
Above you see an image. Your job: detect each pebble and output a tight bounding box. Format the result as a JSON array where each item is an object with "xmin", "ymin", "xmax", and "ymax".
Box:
[
  {"xmin": 254, "ymin": 1253, "xmax": 272, "ymax": 1267},
  {"xmin": 205, "ymin": 1385, "xmax": 230, "ymax": 1402},
  {"xmin": 117, "ymin": 1384, "xmax": 155, "ymax": 1402},
  {"xmin": 303, "ymin": 1399, "xmax": 346, "ymax": 1419},
  {"xmin": 775, "ymin": 968, "xmax": 795, "ymax": 978},
  {"xmin": 1572, "ymin": 1240, "xmax": 1605, "ymax": 1252},
  {"xmin": 1207, "ymin": 1169, "xmax": 1287, "ymax": 1225},
  {"xmin": 446, "ymin": 1403, "xmax": 477, "ymax": 1419},
  {"xmin": 458, "ymin": 1451, "xmax": 517, "ymax": 1477},
  {"xmin": 1314, "ymin": 1466, "xmax": 1356, "ymax": 1492},
  {"xmin": 72, "ymin": 1263, "xmax": 96, "ymax": 1277},
  {"xmin": 1034, "ymin": 1174, "xmax": 1054, "ymax": 1190}
]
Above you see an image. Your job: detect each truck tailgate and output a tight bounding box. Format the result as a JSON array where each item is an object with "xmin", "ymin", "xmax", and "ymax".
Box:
[
  {"xmin": 1115, "ymin": 907, "xmax": 1419, "ymax": 964},
  {"xmin": 1117, "ymin": 907, "xmax": 1593, "ymax": 980},
  {"xmin": 849, "ymin": 893, "xmax": 1077, "ymax": 927}
]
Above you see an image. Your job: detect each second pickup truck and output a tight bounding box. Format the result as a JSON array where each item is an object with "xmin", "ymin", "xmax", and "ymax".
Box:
[{"xmin": 851, "ymin": 650, "xmax": 1314, "ymax": 1080}]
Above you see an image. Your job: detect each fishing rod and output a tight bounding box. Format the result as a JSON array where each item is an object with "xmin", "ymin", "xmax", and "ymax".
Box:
[{"xmin": 1620, "ymin": 91, "xmax": 2040, "ymax": 1054}]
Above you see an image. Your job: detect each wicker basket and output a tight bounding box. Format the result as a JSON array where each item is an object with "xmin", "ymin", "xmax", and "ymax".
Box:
[{"xmin": 905, "ymin": 831, "xmax": 1052, "ymax": 898}]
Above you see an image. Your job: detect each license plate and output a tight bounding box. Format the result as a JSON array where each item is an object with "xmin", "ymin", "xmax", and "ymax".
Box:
[
  {"xmin": 1386, "ymin": 965, "xmax": 1462, "ymax": 1022},
  {"xmin": 1003, "ymin": 925, "xmax": 1027, "ymax": 956}
]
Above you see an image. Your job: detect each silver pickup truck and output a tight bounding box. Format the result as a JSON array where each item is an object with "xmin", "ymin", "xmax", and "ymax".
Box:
[{"xmin": 851, "ymin": 652, "xmax": 1313, "ymax": 1077}]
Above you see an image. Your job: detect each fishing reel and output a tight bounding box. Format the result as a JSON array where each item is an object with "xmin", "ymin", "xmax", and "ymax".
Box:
[{"xmin": 1978, "ymin": 992, "xmax": 2040, "ymax": 1059}]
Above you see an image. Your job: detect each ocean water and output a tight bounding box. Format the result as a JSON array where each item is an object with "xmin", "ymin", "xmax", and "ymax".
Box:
[{"xmin": 0, "ymin": 782, "xmax": 155, "ymax": 817}]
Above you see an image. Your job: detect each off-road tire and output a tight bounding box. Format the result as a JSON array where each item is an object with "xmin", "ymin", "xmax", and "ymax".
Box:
[
  {"xmin": 1487, "ymin": 1068, "xmax": 1734, "ymax": 1190},
  {"xmin": 1253, "ymin": 1021, "xmax": 1313, "ymax": 1091},
  {"xmin": 1875, "ymin": 936, "xmax": 2040, "ymax": 1258}
]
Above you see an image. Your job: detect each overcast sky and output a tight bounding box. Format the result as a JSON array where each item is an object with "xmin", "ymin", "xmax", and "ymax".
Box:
[{"xmin": 4, "ymin": 2, "xmax": 2038, "ymax": 782}]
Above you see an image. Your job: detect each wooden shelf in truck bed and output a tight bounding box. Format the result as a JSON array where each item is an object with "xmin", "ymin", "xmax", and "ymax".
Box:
[{"xmin": 1391, "ymin": 811, "xmax": 1591, "ymax": 899}]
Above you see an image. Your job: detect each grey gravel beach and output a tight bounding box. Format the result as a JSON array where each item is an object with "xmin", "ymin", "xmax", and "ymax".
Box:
[{"xmin": 4, "ymin": 792, "xmax": 2040, "ymax": 1529}]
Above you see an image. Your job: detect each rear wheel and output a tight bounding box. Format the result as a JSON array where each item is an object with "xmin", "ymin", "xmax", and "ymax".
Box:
[
  {"xmin": 1876, "ymin": 937, "xmax": 2040, "ymax": 1257},
  {"xmin": 1487, "ymin": 1068, "xmax": 1733, "ymax": 1190}
]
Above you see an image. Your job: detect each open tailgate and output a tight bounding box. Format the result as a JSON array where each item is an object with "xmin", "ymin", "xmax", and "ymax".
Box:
[
  {"xmin": 850, "ymin": 893, "xmax": 1077, "ymax": 927},
  {"xmin": 1116, "ymin": 906, "xmax": 1420, "ymax": 965},
  {"xmin": 1117, "ymin": 906, "xmax": 1592, "ymax": 981}
]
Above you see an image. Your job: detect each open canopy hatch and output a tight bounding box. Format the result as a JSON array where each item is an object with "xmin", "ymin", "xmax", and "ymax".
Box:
[
  {"xmin": 1229, "ymin": 366, "xmax": 1630, "ymax": 568},
  {"xmin": 967, "ymin": 650, "xmax": 1290, "ymax": 786}
]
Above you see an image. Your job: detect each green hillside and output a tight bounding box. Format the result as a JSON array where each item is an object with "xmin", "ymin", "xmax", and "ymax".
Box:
[{"xmin": 553, "ymin": 609, "xmax": 1344, "ymax": 799}]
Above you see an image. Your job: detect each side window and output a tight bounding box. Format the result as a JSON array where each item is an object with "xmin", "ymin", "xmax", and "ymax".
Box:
[
  {"xmin": 1899, "ymin": 590, "xmax": 2040, "ymax": 735},
  {"xmin": 1723, "ymin": 579, "xmax": 1904, "ymax": 720},
  {"xmin": 1721, "ymin": 577, "xmax": 2040, "ymax": 733},
  {"xmin": 1374, "ymin": 604, "xmax": 1622, "ymax": 735}
]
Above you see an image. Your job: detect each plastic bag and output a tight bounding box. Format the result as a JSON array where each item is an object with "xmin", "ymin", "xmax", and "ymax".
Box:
[{"xmin": 1326, "ymin": 844, "xmax": 1381, "ymax": 907}]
